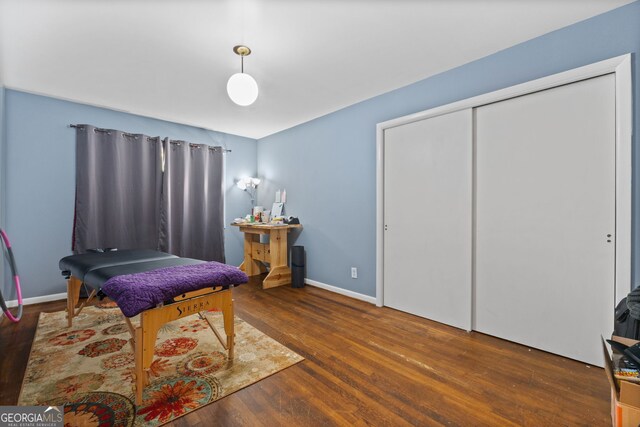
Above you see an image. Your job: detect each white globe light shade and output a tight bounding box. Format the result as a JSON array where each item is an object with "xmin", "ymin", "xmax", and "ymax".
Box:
[{"xmin": 227, "ymin": 73, "xmax": 259, "ymax": 106}]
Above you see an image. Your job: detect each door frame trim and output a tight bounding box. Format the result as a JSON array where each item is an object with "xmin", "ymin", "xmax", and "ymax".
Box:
[{"xmin": 376, "ymin": 54, "xmax": 632, "ymax": 308}]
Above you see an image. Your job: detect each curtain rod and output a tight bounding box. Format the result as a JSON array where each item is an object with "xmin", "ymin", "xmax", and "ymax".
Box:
[{"xmin": 69, "ymin": 124, "xmax": 232, "ymax": 152}]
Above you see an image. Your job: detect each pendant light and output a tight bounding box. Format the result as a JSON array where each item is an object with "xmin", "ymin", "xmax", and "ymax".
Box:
[{"xmin": 227, "ymin": 45, "xmax": 258, "ymax": 106}]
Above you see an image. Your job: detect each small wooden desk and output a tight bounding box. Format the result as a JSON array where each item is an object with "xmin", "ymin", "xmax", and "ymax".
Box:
[{"xmin": 231, "ymin": 223, "xmax": 302, "ymax": 289}]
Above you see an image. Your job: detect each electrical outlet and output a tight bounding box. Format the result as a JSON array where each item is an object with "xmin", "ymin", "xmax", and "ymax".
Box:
[{"xmin": 351, "ymin": 267, "xmax": 358, "ymax": 279}]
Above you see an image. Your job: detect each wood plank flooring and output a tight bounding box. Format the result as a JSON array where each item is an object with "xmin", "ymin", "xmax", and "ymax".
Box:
[{"xmin": 1, "ymin": 276, "xmax": 611, "ymax": 426}]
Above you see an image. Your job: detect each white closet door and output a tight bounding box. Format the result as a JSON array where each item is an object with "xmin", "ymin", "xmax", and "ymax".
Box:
[
  {"xmin": 384, "ymin": 109, "xmax": 472, "ymax": 330},
  {"xmin": 475, "ymin": 75, "xmax": 616, "ymax": 366}
]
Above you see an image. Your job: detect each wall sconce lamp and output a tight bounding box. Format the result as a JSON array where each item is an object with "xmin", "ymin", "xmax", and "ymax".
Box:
[{"xmin": 236, "ymin": 177, "xmax": 261, "ymax": 205}]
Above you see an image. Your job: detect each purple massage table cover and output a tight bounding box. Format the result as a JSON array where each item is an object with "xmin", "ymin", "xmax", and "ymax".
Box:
[{"xmin": 101, "ymin": 261, "xmax": 248, "ymax": 317}]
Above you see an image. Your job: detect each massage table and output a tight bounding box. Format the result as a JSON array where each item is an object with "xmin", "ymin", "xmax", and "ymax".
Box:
[{"xmin": 59, "ymin": 249, "xmax": 248, "ymax": 405}]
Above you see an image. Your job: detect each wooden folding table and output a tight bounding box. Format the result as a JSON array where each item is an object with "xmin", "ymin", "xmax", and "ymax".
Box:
[{"xmin": 232, "ymin": 223, "xmax": 302, "ymax": 289}]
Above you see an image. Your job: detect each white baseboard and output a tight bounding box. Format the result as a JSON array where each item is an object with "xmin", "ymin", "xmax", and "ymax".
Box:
[
  {"xmin": 1, "ymin": 280, "xmax": 374, "ymax": 315},
  {"xmin": 305, "ymin": 279, "xmax": 376, "ymax": 304},
  {"xmin": 5, "ymin": 292, "xmax": 66, "ymax": 308}
]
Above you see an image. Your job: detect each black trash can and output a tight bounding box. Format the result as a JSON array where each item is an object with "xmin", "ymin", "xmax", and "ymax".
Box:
[{"xmin": 291, "ymin": 246, "xmax": 305, "ymax": 288}]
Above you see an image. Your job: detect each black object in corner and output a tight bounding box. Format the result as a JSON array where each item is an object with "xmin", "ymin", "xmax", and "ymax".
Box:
[{"xmin": 291, "ymin": 246, "xmax": 305, "ymax": 288}]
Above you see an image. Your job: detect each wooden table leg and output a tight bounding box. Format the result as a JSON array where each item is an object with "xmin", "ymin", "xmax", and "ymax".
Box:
[
  {"xmin": 66, "ymin": 277, "xmax": 82, "ymax": 327},
  {"xmin": 134, "ymin": 325, "xmax": 145, "ymax": 406},
  {"xmin": 220, "ymin": 290, "xmax": 235, "ymax": 360},
  {"xmin": 263, "ymin": 228, "xmax": 292, "ymax": 289},
  {"xmin": 134, "ymin": 312, "xmax": 161, "ymax": 406}
]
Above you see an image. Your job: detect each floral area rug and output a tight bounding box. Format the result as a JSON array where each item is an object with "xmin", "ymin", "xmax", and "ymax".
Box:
[{"xmin": 19, "ymin": 305, "xmax": 303, "ymax": 426}]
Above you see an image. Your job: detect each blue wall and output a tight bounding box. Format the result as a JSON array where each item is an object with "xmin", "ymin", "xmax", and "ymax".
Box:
[
  {"xmin": 258, "ymin": 1, "xmax": 640, "ymax": 297},
  {"xmin": 3, "ymin": 90, "xmax": 257, "ymax": 299}
]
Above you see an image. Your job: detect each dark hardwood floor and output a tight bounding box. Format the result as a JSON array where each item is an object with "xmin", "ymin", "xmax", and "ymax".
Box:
[{"xmin": 1, "ymin": 276, "xmax": 610, "ymax": 426}]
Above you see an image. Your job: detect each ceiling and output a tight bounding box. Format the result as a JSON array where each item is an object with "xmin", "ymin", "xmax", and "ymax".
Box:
[{"xmin": 0, "ymin": 0, "xmax": 633, "ymax": 139}]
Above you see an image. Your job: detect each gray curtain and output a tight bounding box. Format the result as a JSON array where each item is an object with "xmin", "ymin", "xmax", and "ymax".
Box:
[
  {"xmin": 73, "ymin": 125, "xmax": 162, "ymax": 253},
  {"xmin": 159, "ymin": 139, "xmax": 225, "ymax": 262}
]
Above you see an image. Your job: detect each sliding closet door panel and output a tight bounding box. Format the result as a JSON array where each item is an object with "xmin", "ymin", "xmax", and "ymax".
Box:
[
  {"xmin": 475, "ymin": 75, "xmax": 615, "ymax": 365},
  {"xmin": 384, "ymin": 109, "xmax": 472, "ymax": 330}
]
